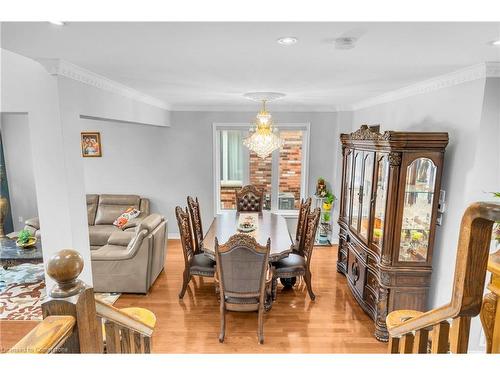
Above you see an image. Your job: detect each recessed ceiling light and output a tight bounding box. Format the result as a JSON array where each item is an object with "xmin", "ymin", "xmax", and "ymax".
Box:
[
  {"xmin": 277, "ymin": 37, "xmax": 298, "ymax": 46},
  {"xmin": 48, "ymin": 21, "xmax": 65, "ymax": 26},
  {"xmin": 491, "ymin": 39, "xmax": 500, "ymax": 46}
]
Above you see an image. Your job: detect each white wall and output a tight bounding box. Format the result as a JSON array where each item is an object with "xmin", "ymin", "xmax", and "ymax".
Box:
[
  {"xmin": 0, "ymin": 113, "xmax": 37, "ymax": 231},
  {"xmin": 81, "ymin": 111, "xmax": 339, "ymax": 237},
  {"xmin": 350, "ymin": 77, "xmax": 500, "ymax": 351}
]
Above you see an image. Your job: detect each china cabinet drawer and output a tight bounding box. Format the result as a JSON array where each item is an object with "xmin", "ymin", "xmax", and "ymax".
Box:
[
  {"xmin": 365, "ymin": 269, "xmax": 379, "ymax": 294},
  {"xmin": 347, "ymin": 240, "xmax": 367, "ymax": 263},
  {"xmin": 347, "ymin": 249, "xmax": 366, "ymax": 297},
  {"xmin": 364, "ymin": 287, "xmax": 378, "ymax": 311}
]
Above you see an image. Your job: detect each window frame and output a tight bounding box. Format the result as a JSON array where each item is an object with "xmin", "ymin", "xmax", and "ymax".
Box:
[{"xmin": 213, "ymin": 122, "xmax": 310, "ymax": 216}]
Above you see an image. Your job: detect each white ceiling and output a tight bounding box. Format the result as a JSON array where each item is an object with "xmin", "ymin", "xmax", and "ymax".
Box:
[{"xmin": 2, "ymin": 22, "xmax": 500, "ymax": 111}]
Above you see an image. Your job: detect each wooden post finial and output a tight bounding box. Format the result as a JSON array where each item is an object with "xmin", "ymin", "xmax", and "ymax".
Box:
[{"xmin": 46, "ymin": 249, "xmax": 86, "ymax": 298}]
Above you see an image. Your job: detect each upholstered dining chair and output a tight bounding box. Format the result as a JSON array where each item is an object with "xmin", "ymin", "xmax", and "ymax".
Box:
[
  {"xmin": 235, "ymin": 185, "xmax": 264, "ymax": 212},
  {"xmin": 215, "ymin": 234, "xmax": 271, "ymax": 344},
  {"xmin": 187, "ymin": 196, "xmax": 203, "ymax": 254},
  {"xmin": 292, "ymin": 197, "xmax": 312, "ymax": 252},
  {"xmin": 175, "ymin": 206, "xmax": 215, "ymax": 299},
  {"xmin": 272, "ymin": 207, "xmax": 321, "ymax": 301}
]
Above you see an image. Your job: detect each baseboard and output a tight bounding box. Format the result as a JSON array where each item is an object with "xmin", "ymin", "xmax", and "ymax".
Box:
[{"xmin": 168, "ymin": 232, "xmax": 180, "ymax": 239}]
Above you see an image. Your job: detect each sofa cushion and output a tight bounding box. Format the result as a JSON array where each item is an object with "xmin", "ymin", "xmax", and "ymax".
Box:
[
  {"xmin": 87, "ymin": 194, "xmax": 99, "ymax": 225},
  {"xmin": 95, "ymin": 194, "xmax": 141, "ymax": 225},
  {"xmin": 25, "ymin": 217, "xmax": 40, "ymax": 229},
  {"xmin": 91, "ymin": 244, "xmax": 135, "ymax": 261},
  {"xmin": 89, "ymin": 225, "xmax": 121, "ymax": 247}
]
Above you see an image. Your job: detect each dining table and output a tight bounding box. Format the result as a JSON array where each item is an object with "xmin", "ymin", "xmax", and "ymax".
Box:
[{"xmin": 201, "ymin": 211, "xmax": 293, "ymax": 262}]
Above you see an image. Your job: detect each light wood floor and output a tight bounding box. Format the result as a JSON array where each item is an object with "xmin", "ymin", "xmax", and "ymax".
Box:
[{"xmin": 1, "ymin": 239, "xmax": 386, "ymax": 353}]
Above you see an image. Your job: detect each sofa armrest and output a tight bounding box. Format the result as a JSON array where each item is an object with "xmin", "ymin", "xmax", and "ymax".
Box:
[
  {"xmin": 135, "ymin": 213, "xmax": 163, "ymax": 234},
  {"xmin": 107, "ymin": 231, "xmax": 135, "ymax": 247},
  {"xmin": 25, "ymin": 217, "xmax": 40, "ymax": 230}
]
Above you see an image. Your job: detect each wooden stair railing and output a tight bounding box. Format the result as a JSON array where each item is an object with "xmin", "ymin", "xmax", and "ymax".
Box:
[
  {"xmin": 10, "ymin": 249, "xmax": 154, "ymax": 354},
  {"xmin": 386, "ymin": 202, "xmax": 500, "ymax": 354},
  {"xmin": 480, "ymin": 248, "xmax": 500, "ymax": 353}
]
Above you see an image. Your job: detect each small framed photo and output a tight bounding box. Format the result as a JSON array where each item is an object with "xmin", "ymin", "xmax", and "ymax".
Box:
[{"xmin": 81, "ymin": 132, "xmax": 102, "ymax": 157}]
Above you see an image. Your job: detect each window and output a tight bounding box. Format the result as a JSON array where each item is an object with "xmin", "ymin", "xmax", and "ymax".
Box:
[{"xmin": 214, "ymin": 123, "xmax": 309, "ymax": 214}]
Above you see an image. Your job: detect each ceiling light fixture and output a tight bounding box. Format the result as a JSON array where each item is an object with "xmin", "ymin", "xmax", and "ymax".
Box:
[
  {"xmin": 491, "ymin": 39, "xmax": 500, "ymax": 46},
  {"xmin": 243, "ymin": 92, "xmax": 286, "ymax": 159},
  {"xmin": 277, "ymin": 37, "xmax": 298, "ymax": 46},
  {"xmin": 334, "ymin": 37, "xmax": 357, "ymax": 50},
  {"xmin": 48, "ymin": 21, "xmax": 65, "ymax": 26}
]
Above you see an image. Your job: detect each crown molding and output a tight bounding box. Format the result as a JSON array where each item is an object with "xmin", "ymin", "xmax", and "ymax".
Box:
[
  {"xmin": 351, "ymin": 62, "xmax": 500, "ymax": 111},
  {"xmin": 169, "ymin": 103, "xmax": 339, "ymax": 112},
  {"xmin": 37, "ymin": 58, "xmax": 170, "ymax": 110}
]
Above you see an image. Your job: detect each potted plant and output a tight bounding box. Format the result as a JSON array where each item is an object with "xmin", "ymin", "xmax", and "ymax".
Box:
[
  {"xmin": 322, "ymin": 192, "xmax": 336, "ymax": 211},
  {"xmin": 16, "ymin": 229, "xmax": 37, "ymax": 249}
]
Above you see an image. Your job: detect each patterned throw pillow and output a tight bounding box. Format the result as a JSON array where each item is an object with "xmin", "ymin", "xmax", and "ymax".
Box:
[{"xmin": 113, "ymin": 207, "xmax": 141, "ymax": 229}]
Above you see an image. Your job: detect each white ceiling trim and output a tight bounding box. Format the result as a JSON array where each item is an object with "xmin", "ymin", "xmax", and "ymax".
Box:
[
  {"xmin": 351, "ymin": 62, "xmax": 500, "ymax": 111},
  {"xmin": 36, "ymin": 58, "xmax": 170, "ymax": 110},
  {"xmin": 170, "ymin": 104, "xmax": 340, "ymax": 112}
]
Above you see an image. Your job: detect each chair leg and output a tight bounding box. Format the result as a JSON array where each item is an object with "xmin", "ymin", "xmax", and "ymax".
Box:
[
  {"xmin": 304, "ymin": 270, "xmax": 316, "ymax": 301},
  {"xmin": 178, "ymin": 270, "xmax": 191, "ymax": 299},
  {"xmin": 271, "ymin": 277, "xmax": 278, "ymax": 301},
  {"xmin": 219, "ymin": 303, "xmax": 226, "ymax": 343},
  {"xmin": 257, "ymin": 305, "xmax": 264, "ymax": 344}
]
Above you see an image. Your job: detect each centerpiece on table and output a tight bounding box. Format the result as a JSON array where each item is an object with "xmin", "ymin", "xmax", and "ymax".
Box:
[
  {"xmin": 238, "ymin": 214, "xmax": 257, "ymax": 233},
  {"xmin": 15, "ymin": 229, "xmax": 37, "ymax": 249}
]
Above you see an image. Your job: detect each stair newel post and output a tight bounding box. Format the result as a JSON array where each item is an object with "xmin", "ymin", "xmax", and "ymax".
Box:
[{"xmin": 41, "ymin": 249, "xmax": 103, "ymax": 353}]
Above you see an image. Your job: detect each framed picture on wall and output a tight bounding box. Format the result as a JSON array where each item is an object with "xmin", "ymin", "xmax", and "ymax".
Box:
[{"xmin": 81, "ymin": 132, "xmax": 102, "ymax": 157}]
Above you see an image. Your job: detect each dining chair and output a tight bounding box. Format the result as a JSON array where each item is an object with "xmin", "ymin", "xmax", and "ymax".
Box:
[
  {"xmin": 215, "ymin": 234, "xmax": 271, "ymax": 344},
  {"xmin": 272, "ymin": 207, "xmax": 321, "ymax": 301},
  {"xmin": 187, "ymin": 196, "xmax": 203, "ymax": 254},
  {"xmin": 235, "ymin": 185, "xmax": 264, "ymax": 212},
  {"xmin": 175, "ymin": 206, "xmax": 215, "ymax": 299},
  {"xmin": 292, "ymin": 197, "xmax": 312, "ymax": 252}
]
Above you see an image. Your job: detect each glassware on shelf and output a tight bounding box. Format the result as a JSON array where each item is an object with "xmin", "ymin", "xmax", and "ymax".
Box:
[{"xmin": 398, "ymin": 158, "xmax": 437, "ymax": 262}]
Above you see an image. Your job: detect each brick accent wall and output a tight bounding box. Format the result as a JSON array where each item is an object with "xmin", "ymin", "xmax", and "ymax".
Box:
[
  {"xmin": 279, "ymin": 131, "xmax": 302, "ymax": 209},
  {"xmin": 219, "ymin": 130, "xmax": 303, "ymax": 210}
]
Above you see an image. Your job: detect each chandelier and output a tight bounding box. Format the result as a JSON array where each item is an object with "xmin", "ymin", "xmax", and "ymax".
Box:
[{"xmin": 243, "ymin": 99, "xmax": 284, "ymax": 159}]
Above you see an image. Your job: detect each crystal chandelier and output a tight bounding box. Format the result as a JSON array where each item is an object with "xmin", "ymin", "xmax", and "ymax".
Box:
[{"xmin": 243, "ymin": 99, "xmax": 284, "ymax": 159}]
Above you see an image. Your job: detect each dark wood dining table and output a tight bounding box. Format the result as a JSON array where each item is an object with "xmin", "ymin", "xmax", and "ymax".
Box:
[{"xmin": 201, "ymin": 211, "xmax": 293, "ymax": 262}]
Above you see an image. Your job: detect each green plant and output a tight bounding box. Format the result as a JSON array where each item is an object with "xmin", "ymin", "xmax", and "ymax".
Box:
[
  {"xmin": 17, "ymin": 229, "xmax": 32, "ymax": 244},
  {"xmin": 323, "ymin": 212, "xmax": 331, "ymax": 222},
  {"xmin": 325, "ymin": 191, "xmax": 336, "ymax": 204}
]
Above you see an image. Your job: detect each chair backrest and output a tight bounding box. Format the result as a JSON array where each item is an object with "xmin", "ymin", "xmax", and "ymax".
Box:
[
  {"xmin": 302, "ymin": 208, "xmax": 321, "ymax": 264},
  {"xmin": 236, "ymin": 185, "xmax": 264, "ymax": 212},
  {"xmin": 175, "ymin": 206, "xmax": 195, "ymax": 266},
  {"xmin": 295, "ymin": 197, "xmax": 312, "ymax": 244},
  {"xmin": 215, "ymin": 234, "xmax": 270, "ymax": 299},
  {"xmin": 187, "ymin": 196, "xmax": 203, "ymax": 253}
]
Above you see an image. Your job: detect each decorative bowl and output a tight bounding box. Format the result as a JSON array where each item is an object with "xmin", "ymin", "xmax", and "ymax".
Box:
[
  {"xmin": 238, "ymin": 223, "xmax": 256, "ymax": 233},
  {"xmin": 16, "ymin": 237, "xmax": 37, "ymax": 249}
]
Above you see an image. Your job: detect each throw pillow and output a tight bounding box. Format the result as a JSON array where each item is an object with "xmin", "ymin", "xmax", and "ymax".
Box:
[{"xmin": 113, "ymin": 207, "xmax": 141, "ymax": 229}]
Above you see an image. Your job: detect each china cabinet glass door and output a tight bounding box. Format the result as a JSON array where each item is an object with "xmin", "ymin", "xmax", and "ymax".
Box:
[
  {"xmin": 398, "ymin": 158, "xmax": 437, "ymax": 262},
  {"xmin": 359, "ymin": 152, "xmax": 374, "ymax": 241},
  {"xmin": 372, "ymin": 154, "xmax": 389, "ymax": 251},
  {"xmin": 343, "ymin": 149, "xmax": 353, "ymax": 221},
  {"xmin": 350, "ymin": 150, "xmax": 363, "ymax": 231}
]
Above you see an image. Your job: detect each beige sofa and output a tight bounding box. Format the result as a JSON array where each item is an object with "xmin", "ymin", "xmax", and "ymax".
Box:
[{"xmin": 24, "ymin": 194, "xmax": 167, "ymax": 294}]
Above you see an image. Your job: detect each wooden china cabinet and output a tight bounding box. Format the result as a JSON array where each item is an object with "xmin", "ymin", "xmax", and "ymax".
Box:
[{"xmin": 337, "ymin": 125, "xmax": 448, "ymax": 341}]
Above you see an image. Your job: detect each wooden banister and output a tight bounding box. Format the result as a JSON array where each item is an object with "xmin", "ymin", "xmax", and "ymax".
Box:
[
  {"xmin": 95, "ymin": 299, "xmax": 154, "ymax": 337},
  {"xmin": 10, "ymin": 249, "xmax": 155, "ymax": 354},
  {"xmin": 8, "ymin": 316, "xmax": 75, "ymax": 354},
  {"xmin": 386, "ymin": 202, "xmax": 500, "ymax": 354},
  {"xmin": 480, "ymin": 249, "xmax": 500, "ymax": 353}
]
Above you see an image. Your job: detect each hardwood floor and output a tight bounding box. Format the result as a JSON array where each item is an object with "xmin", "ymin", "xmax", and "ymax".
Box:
[{"xmin": 1, "ymin": 239, "xmax": 386, "ymax": 353}]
